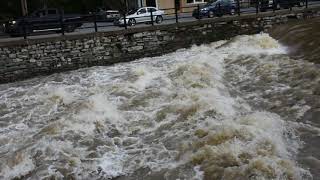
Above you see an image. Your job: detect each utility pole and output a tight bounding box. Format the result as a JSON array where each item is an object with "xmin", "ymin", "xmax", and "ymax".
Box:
[{"xmin": 21, "ymin": 0, "xmax": 28, "ymax": 16}]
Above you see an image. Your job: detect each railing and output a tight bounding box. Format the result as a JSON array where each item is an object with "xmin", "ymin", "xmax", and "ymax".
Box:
[
  {"xmin": 0, "ymin": 20, "xmax": 7, "ymax": 37},
  {"xmin": 1, "ymin": 0, "xmax": 318, "ymax": 40}
]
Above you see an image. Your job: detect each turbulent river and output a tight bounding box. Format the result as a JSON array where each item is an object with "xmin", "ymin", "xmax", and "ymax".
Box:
[{"xmin": 0, "ymin": 19, "xmax": 320, "ymax": 180}]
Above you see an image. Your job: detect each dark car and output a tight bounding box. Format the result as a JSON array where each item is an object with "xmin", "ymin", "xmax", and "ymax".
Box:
[
  {"xmin": 5, "ymin": 8, "xmax": 84, "ymax": 37},
  {"xmin": 192, "ymin": 0, "xmax": 237, "ymax": 19},
  {"xmin": 259, "ymin": 0, "xmax": 304, "ymax": 11}
]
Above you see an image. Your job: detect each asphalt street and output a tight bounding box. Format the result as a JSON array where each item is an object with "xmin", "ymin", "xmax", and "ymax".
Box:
[{"xmin": 0, "ymin": 1, "xmax": 319, "ymax": 43}]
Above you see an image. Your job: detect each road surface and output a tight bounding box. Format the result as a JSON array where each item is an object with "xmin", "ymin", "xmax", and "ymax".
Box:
[{"xmin": 0, "ymin": 1, "xmax": 319, "ymax": 43}]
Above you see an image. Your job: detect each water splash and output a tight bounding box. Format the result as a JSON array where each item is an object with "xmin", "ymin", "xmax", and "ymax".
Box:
[{"xmin": 0, "ymin": 33, "xmax": 312, "ymax": 179}]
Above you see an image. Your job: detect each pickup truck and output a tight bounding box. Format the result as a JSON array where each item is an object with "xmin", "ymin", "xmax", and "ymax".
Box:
[
  {"xmin": 259, "ymin": 0, "xmax": 304, "ymax": 11},
  {"xmin": 5, "ymin": 8, "xmax": 84, "ymax": 36}
]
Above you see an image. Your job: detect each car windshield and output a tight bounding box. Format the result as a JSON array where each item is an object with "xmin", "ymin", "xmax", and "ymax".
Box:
[
  {"xmin": 212, "ymin": 0, "xmax": 222, "ymax": 6},
  {"xmin": 205, "ymin": 0, "xmax": 218, "ymax": 6},
  {"xmin": 32, "ymin": 10, "xmax": 46, "ymax": 17},
  {"xmin": 127, "ymin": 9, "xmax": 138, "ymax": 15}
]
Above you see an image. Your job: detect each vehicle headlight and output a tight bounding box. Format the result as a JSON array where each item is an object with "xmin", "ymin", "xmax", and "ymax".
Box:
[
  {"xmin": 201, "ymin": 7, "xmax": 209, "ymax": 11},
  {"xmin": 11, "ymin": 20, "xmax": 16, "ymax": 24}
]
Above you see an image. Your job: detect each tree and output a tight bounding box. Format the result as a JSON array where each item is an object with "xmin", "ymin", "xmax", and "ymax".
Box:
[{"xmin": 21, "ymin": 0, "xmax": 28, "ymax": 15}]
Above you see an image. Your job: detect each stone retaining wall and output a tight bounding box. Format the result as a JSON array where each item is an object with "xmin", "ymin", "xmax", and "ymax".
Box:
[{"xmin": 0, "ymin": 7, "xmax": 319, "ymax": 84}]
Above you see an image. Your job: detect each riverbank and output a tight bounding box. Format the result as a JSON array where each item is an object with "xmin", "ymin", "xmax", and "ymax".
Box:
[
  {"xmin": 269, "ymin": 17, "xmax": 320, "ymax": 64},
  {"xmin": 267, "ymin": 17, "xmax": 320, "ymax": 178}
]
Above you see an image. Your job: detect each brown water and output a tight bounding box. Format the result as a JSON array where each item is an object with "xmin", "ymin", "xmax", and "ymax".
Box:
[
  {"xmin": 225, "ymin": 17, "xmax": 320, "ymax": 179},
  {"xmin": 0, "ymin": 19, "xmax": 319, "ymax": 180}
]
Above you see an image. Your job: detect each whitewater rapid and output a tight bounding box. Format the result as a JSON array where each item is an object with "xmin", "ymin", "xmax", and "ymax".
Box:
[{"xmin": 0, "ymin": 33, "xmax": 316, "ymax": 180}]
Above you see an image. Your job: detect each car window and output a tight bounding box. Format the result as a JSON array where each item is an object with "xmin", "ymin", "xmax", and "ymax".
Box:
[
  {"xmin": 128, "ymin": 9, "xmax": 138, "ymax": 15},
  {"xmin": 138, "ymin": 8, "xmax": 146, "ymax": 14},
  {"xmin": 206, "ymin": 0, "xmax": 217, "ymax": 6},
  {"xmin": 48, "ymin": 9, "xmax": 57, "ymax": 15},
  {"xmin": 215, "ymin": 0, "xmax": 227, "ymax": 6},
  {"xmin": 212, "ymin": 0, "xmax": 219, "ymax": 6},
  {"xmin": 147, "ymin": 8, "xmax": 157, "ymax": 12},
  {"xmin": 218, "ymin": 0, "xmax": 227, "ymax": 5},
  {"xmin": 35, "ymin": 10, "xmax": 46, "ymax": 17}
]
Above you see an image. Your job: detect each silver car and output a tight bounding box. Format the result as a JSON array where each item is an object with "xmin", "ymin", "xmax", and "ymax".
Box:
[
  {"xmin": 106, "ymin": 10, "xmax": 120, "ymax": 21},
  {"xmin": 115, "ymin": 7, "xmax": 164, "ymax": 26}
]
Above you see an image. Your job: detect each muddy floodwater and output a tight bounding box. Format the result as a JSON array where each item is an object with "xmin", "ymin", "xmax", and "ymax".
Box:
[{"xmin": 0, "ymin": 18, "xmax": 319, "ymax": 180}]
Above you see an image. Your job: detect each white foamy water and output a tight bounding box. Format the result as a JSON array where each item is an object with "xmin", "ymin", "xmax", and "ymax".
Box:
[{"xmin": 0, "ymin": 34, "xmax": 312, "ymax": 179}]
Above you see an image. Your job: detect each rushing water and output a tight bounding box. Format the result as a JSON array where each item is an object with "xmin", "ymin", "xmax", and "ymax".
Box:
[{"xmin": 0, "ymin": 21, "xmax": 320, "ymax": 180}]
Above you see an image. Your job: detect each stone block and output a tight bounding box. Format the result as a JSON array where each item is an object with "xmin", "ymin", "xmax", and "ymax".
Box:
[
  {"xmin": 9, "ymin": 54, "xmax": 16, "ymax": 58},
  {"xmin": 128, "ymin": 46, "xmax": 143, "ymax": 52},
  {"xmin": 30, "ymin": 59, "xmax": 36, "ymax": 63},
  {"xmin": 14, "ymin": 58, "xmax": 23, "ymax": 62}
]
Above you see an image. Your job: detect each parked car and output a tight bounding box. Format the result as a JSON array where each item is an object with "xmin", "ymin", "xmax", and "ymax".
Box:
[
  {"xmin": 106, "ymin": 10, "xmax": 121, "ymax": 21},
  {"xmin": 192, "ymin": 0, "xmax": 237, "ymax": 19},
  {"xmin": 5, "ymin": 8, "xmax": 84, "ymax": 36},
  {"xmin": 114, "ymin": 7, "xmax": 164, "ymax": 26},
  {"xmin": 259, "ymin": 0, "xmax": 274, "ymax": 11},
  {"xmin": 95, "ymin": 8, "xmax": 120, "ymax": 21},
  {"xmin": 259, "ymin": 0, "xmax": 304, "ymax": 11}
]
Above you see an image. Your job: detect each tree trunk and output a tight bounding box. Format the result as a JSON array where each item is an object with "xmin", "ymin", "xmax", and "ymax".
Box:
[{"xmin": 21, "ymin": 0, "xmax": 28, "ymax": 15}]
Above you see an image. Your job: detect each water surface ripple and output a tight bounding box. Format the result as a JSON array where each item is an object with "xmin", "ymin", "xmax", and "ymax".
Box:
[{"xmin": 0, "ymin": 32, "xmax": 319, "ymax": 180}]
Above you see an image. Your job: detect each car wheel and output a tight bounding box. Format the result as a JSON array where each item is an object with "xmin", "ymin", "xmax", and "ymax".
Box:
[
  {"xmin": 260, "ymin": 7, "xmax": 266, "ymax": 12},
  {"xmin": 208, "ymin": 11, "xmax": 214, "ymax": 18},
  {"xmin": 22, "ymin": 25, "xmax": 32, "ymax": 36},
  {"xmin": 14, "ymin": 26, "xmax": 32, "ymax": 37},
  {"xmin": 27, "ymin": 27, "xmax": 33, "ymax": 35},
  {"xmin": 65, "ymin": 24, "xmax": 76, "ymax": 32},
  {"xmin": 128, "ymin": 18, "xmax": 136, "ymax": 26},
  {"xmin": 216, "ymin": 12, "xmax": 223, "ymax": 17},
  {"xmin": 155, "ymin": 16, "xmax": 163, "ymax": 24},
  {"xmin": 230, "ymin": 8, "xmax": 235, "ymax": 15},
  {"xmin": 281, "ymin": 3, "xmax": 289, "ymax": 9}
]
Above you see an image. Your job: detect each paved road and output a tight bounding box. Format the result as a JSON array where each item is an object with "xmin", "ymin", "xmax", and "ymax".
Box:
[{"xmin": 0, "ymin": 1, "xmax": 319, "ymax": 43}]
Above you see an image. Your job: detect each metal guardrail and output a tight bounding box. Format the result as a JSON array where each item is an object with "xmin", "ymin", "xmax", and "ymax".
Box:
[{"xmin": 1, "ymin": 0, "xmax": 318, "ymax": 40}]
